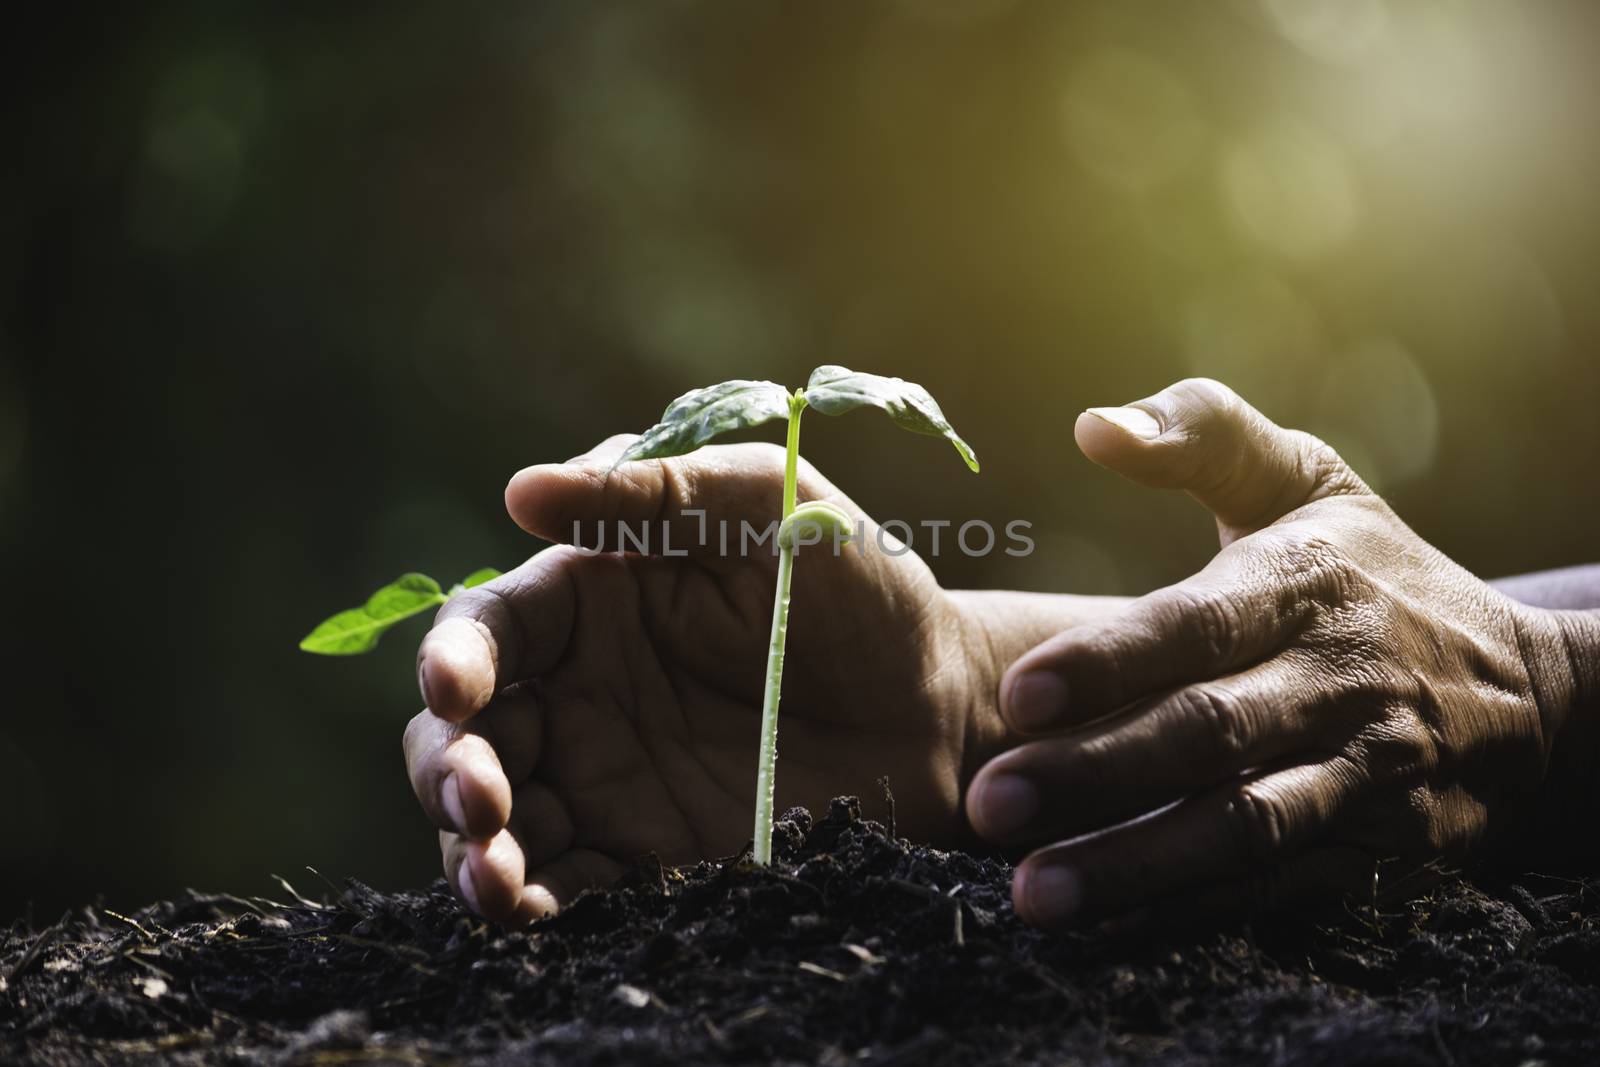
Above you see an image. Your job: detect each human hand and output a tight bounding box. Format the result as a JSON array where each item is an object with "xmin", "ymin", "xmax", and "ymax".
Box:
[
  {"xmin": 966, "ymin": 378, "xmax": 1593, "ymax": 930},
  {"xmin": 402, "ymin": 437, "xmax": 990, "ymax": 923}
]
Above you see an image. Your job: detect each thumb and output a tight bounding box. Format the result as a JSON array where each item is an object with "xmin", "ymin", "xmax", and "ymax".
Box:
[
  {"xmin": 1073, "ymin": 378, "xmax": 1368, "ymax": 541},
  {"xmin": 506, "ymin": 435, "xmax": 858, "ymax": 558}
]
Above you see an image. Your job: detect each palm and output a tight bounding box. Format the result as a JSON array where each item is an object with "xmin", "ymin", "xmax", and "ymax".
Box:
[
  {"xmin": 535, "ymin": 509, "xmax": 968, "ymax": 869},
  {"xmin": 407, "ymin": 443, "xmax": 987, "ymax": 918}
]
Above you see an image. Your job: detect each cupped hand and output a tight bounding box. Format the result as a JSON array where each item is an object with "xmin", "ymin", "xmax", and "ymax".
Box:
[
  {"xmin": 404, "ymin": 437, "xmax": 987, "ymax": 924},
  {"xmin": 967, "ymin": 379, "xmax": 1586, "ymax": 930}
]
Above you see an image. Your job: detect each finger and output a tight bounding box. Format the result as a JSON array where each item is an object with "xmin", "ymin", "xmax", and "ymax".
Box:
[
  {"xmin": 416, "ymin": 550, "xmax": 578, "ymax": 722},
  {"xmin": 566, "ymin": 433, "xmax": 638, "ymax": 466},
  {"xmin": 444, "ymin": 821, "xmax": 565, "ymax": 929},
  {"xmin": 510, "ymin": 883, "xmax": 563, "ymax": 926},
  {"xmin": 1074, "ymin": 377, "xmax": 1368, "ymax": 543},
  {"xmin": 998, "ymin": 546, "xmax": 1335, "ymax": 731},
  {"xmin": 526, "ymin": 848, "xmax": 626, "ymax": 916},
  {"xmin": 404, "ymin": 688, "xmax": 543, "ymax": 837},
  {"xmin": 505, "ymin": 439, "xmax": 856, "ymax": 559},
  {"xmin": 405, "ymin": 713, "xmax": 511, "ymax": 839},
  {"xmin": 1108, "ymin": 845, "xmax": 1377, "ymax": 937},
  {"xmin": 441, "ymin": 827, "xmax": 526, "ymax": 922},
  {"xmin": 1013, "ymin": 758, "xmax": 1358, "ymax": 928},
  {"xmin": 971, "ymin": 653, "xmax": 1327, "ymax": 845},
  {"xmin": 507, "ymin": 778, "xmax": 576, "ymax": 872}
]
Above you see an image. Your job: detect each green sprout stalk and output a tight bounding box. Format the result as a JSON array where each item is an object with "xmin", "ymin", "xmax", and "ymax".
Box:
[
  {"xmin": 608, "ymin": 366, "xmax": 978, "ymax": 866},
  {"xmin": 753, "ymin": 390, "xmax": 804, "ymax": 864},
  {"xmin": 300, "ymin": 365, "xmax": 977, "ymax": 869},
  {"xmin": 752, "ymin": 407, "xmax": 866, "ymax": 862}
]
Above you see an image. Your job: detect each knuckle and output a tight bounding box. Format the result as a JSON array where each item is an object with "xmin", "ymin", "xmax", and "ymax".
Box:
[
  {"xmin": 1168, "ymin": 586, "xmax": 1245, "ymax": 665},
  {"xmin": 1353, "ymin": 712, "xmax": 1440, "ymax": 778},
  {"xmin": 1164, "ymin": 378, "xmax": 1245, "ymax": 455},
  {"xmin": 1405, "ymin": 787, "xmax": 1460, "ymax": 854},
  {"xmin": 655, "ymin": 456, "xmax": 696, "ymax": 517},
  {"xmin": 1063, "ymin": 737, "xmax": 1119, "ymax": 795},
  {"xmin": 614, "ymin": 462, "xmax": 661, "ymax": 512},
  {"xmin": 531, "ymin": 543, "xmax": 583, "ymax": 572},
  {"xmin": 1171, "ymin": 376, "xmax": 1240, "ymax": 412},
  {"xmin": 403, "ymin": 712, "xmax": 457, "ymax": 780},
  {"xmin": 449, "ymin": 729, "xmax": 496, "ymax": 766},
  {"xmin": 1256, "ymin": 528, "xmax": 1347, "ymax": 580},
  {"xmin": 445, "ymin": 587, "xmax": 516, "ymax": 656},
  {"xmin": 1281, "ymin": 531, "xmax": 1347, "ymax": 574},
  {"xmin": 1256, "ymin": 529, "xmax": 1370, "ymax": 606},
  {"xmin": 1075, "ymin": 628, "xmax": 1138, "ymax": 705},
  {"xmin": 441, "ymin": 584, "xmax": 493, "ymax": 622},
  {"xmin": 1175, "ymin": 685, "xmax": 1251, "ymax": 762},
  {"xmin": 403, "ymin": 711, "xmax": 429, "ymax": 759},
  {"xmin": 1224, "ymin": 785, "xmax": 1289, "ymax": 861},
  {"xmin": 1295, "ymin": 431, "xmax": 1365, "ymax": 496}
]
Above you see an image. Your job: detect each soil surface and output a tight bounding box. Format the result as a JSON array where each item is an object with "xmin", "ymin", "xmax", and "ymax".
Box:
[{"xmin": 4, "ymin": 797, "xmax": 1599, "ymax": 1065}]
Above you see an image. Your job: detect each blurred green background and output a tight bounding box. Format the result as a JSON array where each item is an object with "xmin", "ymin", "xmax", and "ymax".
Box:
[{"xmin": 5, "ymin": 0, "xmax": 1598, "ymax": 920}]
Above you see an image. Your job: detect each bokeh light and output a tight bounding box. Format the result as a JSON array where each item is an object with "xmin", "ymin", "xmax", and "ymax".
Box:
[
  {"xmin": 1261, "ymin": 0, "xmax": 1392, "ymax": 68},
  {"xmin": 127, "ymin": 52, "xmax": 266, "ymax": 251},
  {"xmin": 1312, "ymin": 338, "xmax": 1440, "ymax": 492},
  {"xmin": 1222, "ymin": 120, "xmax": 1359, "ymax": 260},
  {"xmin": 1179, "ymin": 272, "xmax": 1327, "ymax": 418},
  {"xmin": 1063, "ymin": 48, "xmax": 1206, "ymax": 194}
]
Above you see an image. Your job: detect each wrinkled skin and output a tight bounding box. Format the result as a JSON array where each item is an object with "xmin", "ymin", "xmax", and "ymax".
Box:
[
  {"xmin": 404, "ymin": 380, "xmax": 1598, "ymax": 928},
  {"xmin": 968, "ymin": 381, "xmax": 1592, "ymax": 928}
]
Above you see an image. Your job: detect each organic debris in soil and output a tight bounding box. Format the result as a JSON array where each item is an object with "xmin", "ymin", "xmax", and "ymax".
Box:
[{"xmin": 4, "ymin": 797, "xmax": 1599, "ymax": 1065}]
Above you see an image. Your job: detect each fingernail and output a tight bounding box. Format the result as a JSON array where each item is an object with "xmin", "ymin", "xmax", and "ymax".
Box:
[
  {"xmin": 441, "ymin": 772, "xmax": 467, "ymax": 833},
  {"xmin": 1006, "ymin": 671, "xmax": 1068, "ymax": 731},
  {"xmin": 1085, "ymin": 406, "xmax": 1161, "ymax": 440},
  {"xmin": 457, "ymin": 857, "xmax": 483, "ymax": 915},
  {"xmin": 1025, "ymin": 864, "xmax": 1083, "ymax": 926},
  {"xmin": 976, "ymin": 774, "xmax": 1039, "ymax": 837}
]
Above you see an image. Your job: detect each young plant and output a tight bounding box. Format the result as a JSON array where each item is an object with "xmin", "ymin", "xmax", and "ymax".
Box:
[
  {"xmin": 300, "ymin": 568, "xmax": 501, "ymax": 655},
  {"xmin": 297, "ymin": 365, "xmax": 977, "ymax": 868},
  {"xmin": 615, "ymin": 365, "xmax": 977, "ymax": 864}
]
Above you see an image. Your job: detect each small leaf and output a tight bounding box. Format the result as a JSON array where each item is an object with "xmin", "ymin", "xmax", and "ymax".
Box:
[
  {"xmin": 614, "ymin": 379, "xmax": 793, "ymax": 466},
  {"xmin": 299, "ymin": 573, "xmax": 448, "ymax": 655},
  {"xmin": 461, "ymin": 567, "xmax": 501, "ymax": 589},
  {"xmin": 802, "ymin": 365, "xmax": 979, "ymax": 472}
]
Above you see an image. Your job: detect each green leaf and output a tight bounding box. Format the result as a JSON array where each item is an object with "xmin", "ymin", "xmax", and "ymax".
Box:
[
  {"xmin": 299, "ymin": 573, "xmax": 448, "ymax": 655},
  {"xmin": 802, "ymin": 365, "xmax": 979, "ymax": 472},
  {"xmin": 614, "ymin": 379, "xmax": 793, "ymax": 466},
  {"xmin": 461, "ymin": 567, "xmax": 500, "ymax": 589}
]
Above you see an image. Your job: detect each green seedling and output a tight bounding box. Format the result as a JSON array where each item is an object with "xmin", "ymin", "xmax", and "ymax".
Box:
[
  {"xmin": 615, "ymin": 365, "xmax": 978, "ymax": 864},
  {"xmin": 298, "ymin": 365, "xmax": 976, "ymax": 867},
  {"xmin": 299, "ymin": 568, "xmax": 501, "ymax": 655}
]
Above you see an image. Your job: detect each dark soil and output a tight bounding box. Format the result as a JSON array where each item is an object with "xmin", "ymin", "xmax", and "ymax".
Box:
[{"xmin": 5, "ymin": 797, "xmax": 1599, "ymax": 1065}]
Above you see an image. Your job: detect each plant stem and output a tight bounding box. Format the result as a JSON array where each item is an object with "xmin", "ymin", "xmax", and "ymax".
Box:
[
  {"xmin": 753, "ymin": 392, "xmax": 806, "ymax": 865},
  {"xmin": 781, "ymin": 392, "xmax": 802, "ymax": 516}
]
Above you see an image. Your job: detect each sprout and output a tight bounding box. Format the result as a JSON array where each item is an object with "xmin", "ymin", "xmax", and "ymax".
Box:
[
  {"xmin": 299, "ymin": 365, "xmax": 978, "ymax": 868},
  {"xmin": 618, "ymin": 366, "xmax": 977, "ymax": 864}
]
